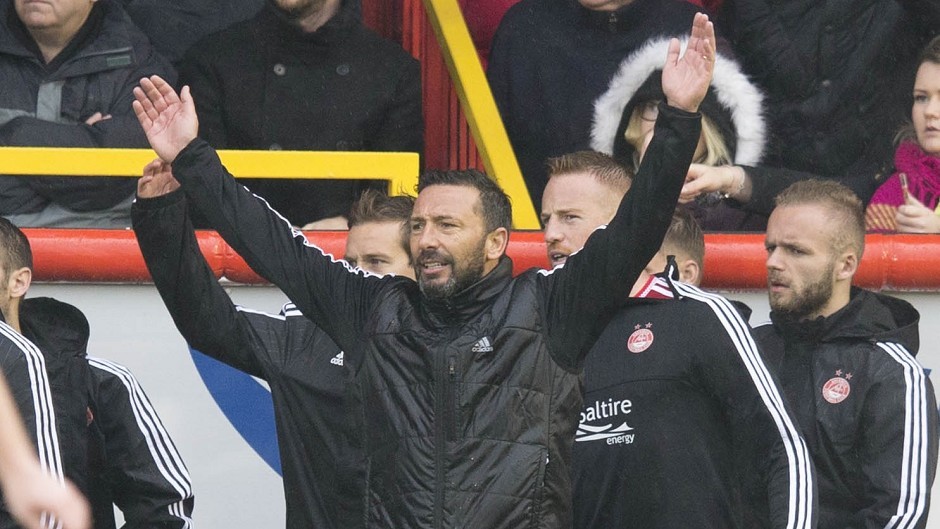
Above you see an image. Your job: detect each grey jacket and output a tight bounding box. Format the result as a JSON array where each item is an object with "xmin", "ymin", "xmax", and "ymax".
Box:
[{"xmin": 0, "ymin": 0, "xmax": 175, "ymax": 220}]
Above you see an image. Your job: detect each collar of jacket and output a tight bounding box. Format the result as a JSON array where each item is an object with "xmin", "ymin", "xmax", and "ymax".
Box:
[
  {"xmin": 19, "ymin": 297, "xmax": 90, "ymax": 363},
  {"xmin": 571, "ymin": 0, "xmax": 656, "ymax": 33},
  {"xmin": 421, "ymin": 255, "xmax": 514, "ymax": 325},
  {"xmin": 771, "ymin": 286, "xmax": 920, "ymax": 353},
  {"xmin": 259, "ymin": 0, "xmax": 360, "ymax": 48},
  {"xmin": 0, "ymin": 0, "xmax": 139, "ymax": 79}
]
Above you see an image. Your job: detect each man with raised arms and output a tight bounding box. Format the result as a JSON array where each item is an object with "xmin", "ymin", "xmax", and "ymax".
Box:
[{"xmin": 133, "ymin": 13, "xmax": 714, "ymax": 528}]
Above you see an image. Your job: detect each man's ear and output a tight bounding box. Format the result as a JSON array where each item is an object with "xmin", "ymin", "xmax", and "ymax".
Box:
[
  {"xmin": 834, "ymin": 251, "xmax": 858, "ymax": 282},
  {"xmin": 678, "ymin": 258, "xmax": 701, "ymax": 286},
  {"xmin": 485, "ymin": 227, "xmax": 509, "ymax": 261},
  {"xmin": 8, "ymin": 267, "xmax": 31, "ymax": 300}
]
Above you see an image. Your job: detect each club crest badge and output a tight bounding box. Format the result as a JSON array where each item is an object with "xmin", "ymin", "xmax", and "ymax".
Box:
[
  {"xmin": 627, "ymin": 323, "xmax": 654, "ymax": 353},
  {"xmin": 822, "ymin": 370, "xmax": 852, "ymax": 404}
]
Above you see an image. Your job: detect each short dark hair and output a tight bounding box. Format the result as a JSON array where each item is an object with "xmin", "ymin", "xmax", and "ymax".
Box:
[
  {"xmin": 0, "ymin": 218, "xmax": 32, "ymax": 274},
  {"xmin": 417, "ymin": 169, "xmax": 513, "ymax": 233},
  {"xmin": 663, "ymin": 207, "xmax": 705, "ymax": 269},
  {"xmin": 348, "ymin": 189, "xmax": 415, "ymax": 254},
  {"xmin": 545, "ymin": 151, "xmax": 633, "ymax": 196},
  {"xmin": 774, "ymin": 179, "xmax": 865, "ymax": 257}
]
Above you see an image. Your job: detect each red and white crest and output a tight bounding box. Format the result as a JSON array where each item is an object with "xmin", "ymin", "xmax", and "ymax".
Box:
[
  {"xmin": 627, "ymin": 325, "xmax": 654, "ymax": 353},
  {"xmin": 822, "ymin": 376, "xmax": 851, "ymax": 404}
]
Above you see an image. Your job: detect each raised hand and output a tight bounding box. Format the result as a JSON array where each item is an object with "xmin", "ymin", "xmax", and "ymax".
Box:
[
  {"xmin": 662, "ymin": 12, "xmax": 715, "ymax": 113},
  {"xmin": 138, "ymin": 158, "xmax": 181, "ymax": 199},
  {"xmin": 132, "ymin": 75, "xmax": 199, "ymax": 163},
  {"xmin": 896, "ymin": 193, "xmax": 940, "ymax": 233}
]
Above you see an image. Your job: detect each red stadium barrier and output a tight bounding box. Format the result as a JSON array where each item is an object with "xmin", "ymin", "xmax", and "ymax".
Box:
[{"xmin": 24, "ymin": 229, "xmax": 940, "ymax": 291}]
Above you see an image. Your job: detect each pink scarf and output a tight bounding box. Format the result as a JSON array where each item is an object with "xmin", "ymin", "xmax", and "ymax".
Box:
[
  {"xmin": 866, "ymin": 142, "xmax": 940, "ymax": 231},
  {"xmin": 870, "ymin": 142, "xmax": 940, "ymax": 208}
]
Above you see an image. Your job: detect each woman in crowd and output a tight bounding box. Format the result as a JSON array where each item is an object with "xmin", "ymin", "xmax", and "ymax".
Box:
[
  {"xmin": 591, "ymin": 37, "xmax": 768, "ymax": 231},
  {"xmin": 866, "ymin": 36, "xmax": 940, "ymax": 233}
]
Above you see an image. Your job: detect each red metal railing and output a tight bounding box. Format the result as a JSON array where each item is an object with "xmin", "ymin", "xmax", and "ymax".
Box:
[{"xmin": 26, "ymin": 229, "xmax": 940, "ymax": 291}]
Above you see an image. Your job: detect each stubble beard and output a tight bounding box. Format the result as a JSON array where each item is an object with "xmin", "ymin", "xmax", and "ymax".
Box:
[
  {"xmin": 769, "ymin": 265, "xmax": 835, "ymax": 321},
  {"xmin": 418, "ymin": 242, "xmax": 487, "ymax": 301}
]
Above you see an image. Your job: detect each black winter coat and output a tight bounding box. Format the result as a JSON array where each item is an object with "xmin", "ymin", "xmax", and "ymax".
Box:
[
  {"xmin": 722, "ymin": 0, "xmax": 940, "ymax": 207},
  {"xmin": 179, "ymin": 0, "xmax": 423, "ymax": 226},
  {"xmin": 163, "ymin": 104, "xmax": 701, "ymax": 527}
]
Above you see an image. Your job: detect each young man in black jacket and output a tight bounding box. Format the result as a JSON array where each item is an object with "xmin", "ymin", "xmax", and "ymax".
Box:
[
  {"xmin": 132, "ymin": 13, "xmax": 714, "ymax": 527},
  {"xmin": 758, "ymin": 179, "xmax": 937, "ymax": 528},
  {"xmin": 0, "ymin": 219, "xmax": 193, "ymax": 529},
  {"xmin": 541, "ymin": 154, "xmax": 816, "ymax": 528},
  {"xmin": 133, "ymin": 178, "xmax": 415, "ymax": 528}
]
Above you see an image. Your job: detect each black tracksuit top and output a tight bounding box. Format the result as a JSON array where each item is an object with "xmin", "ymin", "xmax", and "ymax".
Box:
[{"xmin": 572, "ymin": 275, "xmax": 816, "ymax": 529}]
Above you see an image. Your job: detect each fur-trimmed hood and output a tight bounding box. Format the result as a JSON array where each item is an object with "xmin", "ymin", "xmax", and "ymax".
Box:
[{"xmin": 591, "ymin": 37, "xmax": 767, "ymax": 166}]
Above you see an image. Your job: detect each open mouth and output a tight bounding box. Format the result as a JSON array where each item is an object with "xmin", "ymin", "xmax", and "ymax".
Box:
[
  {"xmin": 548, "ymin": 251, "xmax": 569, "ymax": 266},
  {"xmin": 421, "ymin": 261, "xmax": 446, "ymax": 271}
]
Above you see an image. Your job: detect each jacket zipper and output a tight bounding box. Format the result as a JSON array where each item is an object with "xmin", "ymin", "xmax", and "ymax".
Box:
[
  {"xmin": 433, "ymin": 349, "xmax": 449, "ymax": 528},
  {"xmin": 448, "ymin": 357, "xmax": 458, "ymax": 440},
  {"xmin": 607, "ymin": 12, "xmax": 618, "ymax": 33}
]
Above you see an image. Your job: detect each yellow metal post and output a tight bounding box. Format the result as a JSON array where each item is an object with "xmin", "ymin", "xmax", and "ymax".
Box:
[{"xmin": 420, "ymin": 0, "xmax": 541, "ymax": 229}]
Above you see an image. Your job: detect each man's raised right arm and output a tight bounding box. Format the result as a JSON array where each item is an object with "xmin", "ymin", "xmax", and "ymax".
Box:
[{"xmin": 132, "ymin": 77, "xmax": 388, "ymax": 348}]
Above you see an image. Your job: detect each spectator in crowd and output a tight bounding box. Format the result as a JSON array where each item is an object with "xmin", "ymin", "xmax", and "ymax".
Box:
[
  {"xmin": 179, "ymin": 0, "xmax": 423, "ymax": 230},
  {"xmin": 591, "ymin": 36, "xmax": 767, "ymax": 230},
  {"xmin": 680, "ymin": 0, "xmax": 940, "ymax": 215},
  {"xmin": 487, "ymin": 0, "xmax": 704, "ymax": 211},
  {"xmin": 867, "ymin": 35, "xmax": 940, "ymax": 233},
  {"xmin": 0, "ymin": 0, "xmax": 175, "ymax": 228},
  {"xmin": 0, "ymin": 370, "xmax": 90, "ymax": 529},
  {"xmin": 757, "ymin": 179, "xmax": 938, "ymax": 527},
  {"xmin": 132, "ymin": 12, "xmax": 714, "ymax": 527},
  {"xmin": 0, "ymin": 218, "xmax": 194, "ymax": 528},
  {"xmin": 133, "ymin": 167, "xmax": 414, "ymax": 528},
  {"xmin": 118, "ymin": 0, "xmax": 263, "ymax": 65},
  {"xmin": 540, "ymin": 152, "xmax": 815, "ymax": 528}
]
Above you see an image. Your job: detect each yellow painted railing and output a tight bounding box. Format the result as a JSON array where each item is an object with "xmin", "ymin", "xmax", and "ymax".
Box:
[
  {"xmin": 0, "ymin": 147, "xmax": 420, "ymax": 196},
  {"xmin": 420, "ymin": 0, "xmax": 539, "ymax": 229}
]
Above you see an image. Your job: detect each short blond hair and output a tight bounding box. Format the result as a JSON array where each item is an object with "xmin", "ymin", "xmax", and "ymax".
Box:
[
  {"xmin": 774, "ymin": 180, "xmax": 865, "ymax": 257},
  {"xmin": 546, "ymin": 151, "xmax": 633, "ymax": 196}
]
